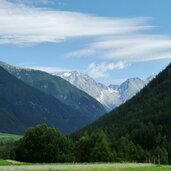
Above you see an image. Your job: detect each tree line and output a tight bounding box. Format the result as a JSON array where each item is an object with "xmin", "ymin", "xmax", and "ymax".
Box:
[{"xmin": 0, "ymin": 124, "xmax": 169, "ymax": 164}]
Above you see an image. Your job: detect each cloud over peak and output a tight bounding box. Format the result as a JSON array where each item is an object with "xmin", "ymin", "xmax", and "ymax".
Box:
[{"xmin": 87, "ymin": 61, "xmax": 127, "ymax": 78}]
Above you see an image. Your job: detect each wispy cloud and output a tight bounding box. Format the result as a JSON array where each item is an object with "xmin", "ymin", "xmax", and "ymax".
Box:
[
  {"xmin": 25, "ymin": 66, "xmax": 70, "ymax": 73},
  {"xmin": 8, "ymin": 0, "xmax": 55, "ymax": 6},
  {"xmin": 86, "ymin": 61, "xmax": 128, "ymax": 78},
  {"xmin": 0, "ymin": 0, "xmax": 152, "ymax": 45},
  {"xmin": 68, "ymin": 34, "xmax": 171, "ymax": 62}
]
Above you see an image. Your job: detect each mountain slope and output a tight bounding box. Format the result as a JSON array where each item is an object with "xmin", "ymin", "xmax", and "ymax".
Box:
[
  {"xmin": 118, "ymin": 77, "xmax": 146, "ymax": 103},
  {"xmin": 74, "ymin": 63, "xmax": 171, "ymax": 147},
  {"xmin": 55, "ymin": 71, "xmax": 121, "ymax": 110},
  {"xmin": 0, "ymin": 66, "xmax": 103, "ymax": 135},
  {"xmin": 0, "ymin": 61, "xmax": 105, "ymax": 122}
]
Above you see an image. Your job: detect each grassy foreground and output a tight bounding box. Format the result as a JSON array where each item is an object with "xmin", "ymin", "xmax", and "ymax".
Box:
[{"xmin": 0, "ymin": 162, "xmax": 171, "ymax": 171}]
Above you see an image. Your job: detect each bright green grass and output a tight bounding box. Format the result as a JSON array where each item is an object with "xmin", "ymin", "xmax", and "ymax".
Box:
[
  {"xmin": 0, "ymin": 133, "xmax": 22, "ymax": 142},
  {"xmin": 0, "ymin": 160, "xmax": 12, "ymax": 165}
]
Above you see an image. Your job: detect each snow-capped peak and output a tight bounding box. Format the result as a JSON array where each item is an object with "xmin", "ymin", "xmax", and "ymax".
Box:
[
  {"xmin": 63, "ymin": 72, "xmax": 71, "ymax": 77},
  {"xmin": 54, "ymin": 71, "xmax": 121, "ymax": 111},
  {"xmin": 117, "ymin": 77, "xmax": 146, "ymax": 103}
]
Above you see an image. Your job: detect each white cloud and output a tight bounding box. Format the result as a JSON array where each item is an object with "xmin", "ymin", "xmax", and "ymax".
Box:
[
  {"xmin": 69, "ymin": 35, "xmax": 171, "ymax": 62},
  {"xmin": 0, "ymin": 0, "xmax": 152, "ymax": 45},
  {"xmin": 86, "ymin": 61, "xmax": 128, "ymax": 78}
]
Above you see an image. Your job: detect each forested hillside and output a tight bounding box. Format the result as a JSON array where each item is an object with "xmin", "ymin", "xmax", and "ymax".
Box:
[{"xmin": 73, "ymin": 63, "xmax": 171, "ymax": 163}]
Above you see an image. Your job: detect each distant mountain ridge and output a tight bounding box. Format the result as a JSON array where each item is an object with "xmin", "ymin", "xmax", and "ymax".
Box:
[
  {"xmin": 118, "ymin": 77, "xmax": 146, "ymax": 103},
  {"xmin": 56, "ymin": 71, "xmax": 120, "ymax": 110},
  {"xmin": 55, "ymin": 71, "xmax": 156, "ymax": 110}
]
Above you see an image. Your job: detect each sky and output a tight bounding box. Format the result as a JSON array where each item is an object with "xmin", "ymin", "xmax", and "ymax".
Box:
[{"xmin": 0, "ymin": 0, "xmax": 171, "ymax": 85}]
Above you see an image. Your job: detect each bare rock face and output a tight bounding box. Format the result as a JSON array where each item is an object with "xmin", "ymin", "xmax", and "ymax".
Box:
[{"xmin": 55, "ymin": 71, "xmax": 156, "ymax": 111}]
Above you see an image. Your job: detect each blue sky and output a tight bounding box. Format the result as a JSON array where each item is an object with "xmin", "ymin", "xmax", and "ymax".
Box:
[{"xmin": 0, "ymin": 0, "xmax": 171, "ymax": 85}]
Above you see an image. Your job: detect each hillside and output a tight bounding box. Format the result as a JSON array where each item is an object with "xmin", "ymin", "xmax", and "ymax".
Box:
[
  {"xmin": 74, "ymin": 63, "xmax": 171, "ymax": 161},
  {"xmin": 0, "ymin": 66, "xmax": 102, "ymax": 134},
  {"xmin": 0, "ymin": 61, "xmax": 105, "ymax": 122}
]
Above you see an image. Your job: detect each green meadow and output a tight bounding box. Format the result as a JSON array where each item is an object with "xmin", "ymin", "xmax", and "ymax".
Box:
[
  {"xmin": 0, "ymin": 161, "xmax": 170, "ymax": 171},
  {"xmin": 0, "ymin": 133, "xmax": 22, "ymax": 142}
]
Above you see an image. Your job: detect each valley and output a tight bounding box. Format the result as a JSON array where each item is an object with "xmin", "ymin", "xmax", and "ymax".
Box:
[
  {"xmin": 0, "ymin": 0, "xmax": 170, "ymax": 170},
  {"xmin": 0, "ymin": 61, "xmax": 171, "ymax": 166}
]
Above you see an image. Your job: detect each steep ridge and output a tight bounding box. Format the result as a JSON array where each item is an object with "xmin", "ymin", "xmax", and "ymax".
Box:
[
  {"xmin": 0, "ymin": 61, "xmax": 105, "ymax": 122},
  {"xmin": 0, "ymin": 66, "xmax": 102, "ymax": 134}
]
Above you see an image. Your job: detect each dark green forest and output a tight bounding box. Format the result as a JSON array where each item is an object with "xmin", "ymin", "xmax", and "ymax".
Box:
[{"xmin": 0, "ymin": 124, "xmax": 169, "ymax": 164}]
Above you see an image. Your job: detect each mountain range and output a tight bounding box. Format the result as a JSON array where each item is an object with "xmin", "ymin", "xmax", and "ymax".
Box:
[
  {"xmin": 55, "ymin": 71, "xmax": 156, "ymax": 111},
  {"xmin": 0, "ymin": 61, "xmax": 105, "ymax": 134}
]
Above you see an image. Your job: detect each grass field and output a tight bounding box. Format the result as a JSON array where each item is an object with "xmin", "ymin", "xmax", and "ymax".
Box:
[
  {"xmin": 0, "ymin": 133, "xmax": 22, "ymax": 142},
  {"xmin": 0, "ymin": 162, "xmax": 171, "ymax": 171}
]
